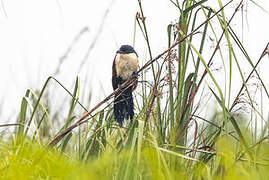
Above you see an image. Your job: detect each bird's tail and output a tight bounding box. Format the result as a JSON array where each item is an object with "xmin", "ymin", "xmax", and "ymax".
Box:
[{"xmin": 113, "ymin": 86, "xmax": 134, "ymax": 126}]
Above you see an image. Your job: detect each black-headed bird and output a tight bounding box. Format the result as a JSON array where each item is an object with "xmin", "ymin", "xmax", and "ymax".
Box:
[{"xmin": 112, "ymin": 45, "xmax": 139, "ymax": 126}]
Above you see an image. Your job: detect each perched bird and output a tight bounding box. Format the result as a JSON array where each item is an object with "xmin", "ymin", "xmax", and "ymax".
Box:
[{"xmin": 112, "ymin": 45, "xmax": 139, "ymax": 126}]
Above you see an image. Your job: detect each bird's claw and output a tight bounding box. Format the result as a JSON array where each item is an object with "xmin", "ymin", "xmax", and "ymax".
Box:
[{"xmin": 118, "ymin": 84, "xmax": 123, "ymax": 91}]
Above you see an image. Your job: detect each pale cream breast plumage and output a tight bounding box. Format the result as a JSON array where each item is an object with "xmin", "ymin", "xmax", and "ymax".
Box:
[{"xmin": 115, "ymin": 53, "xmax": 139, "ymax": 80}]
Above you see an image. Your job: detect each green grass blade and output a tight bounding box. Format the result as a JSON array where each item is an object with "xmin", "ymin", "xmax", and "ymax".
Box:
[{"xmin": 17, "ymin": 89, "xmax": 30, "ymax": 136}]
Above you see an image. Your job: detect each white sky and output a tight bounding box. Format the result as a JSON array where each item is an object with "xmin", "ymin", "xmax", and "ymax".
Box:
[{"xmin": 0, "ymin": 0, "xmax": 268, "ymax": 122}]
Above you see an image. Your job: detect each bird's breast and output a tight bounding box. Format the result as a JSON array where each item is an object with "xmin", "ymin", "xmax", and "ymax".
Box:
[{"xmin": 115, "ymin": 53, "xmax": 139, "ymax": 80}]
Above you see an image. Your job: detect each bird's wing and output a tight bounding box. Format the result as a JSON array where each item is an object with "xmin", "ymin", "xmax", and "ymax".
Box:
[{"xmin": 112, "ymin": 55, "xmax": 118, "ymax": 90}]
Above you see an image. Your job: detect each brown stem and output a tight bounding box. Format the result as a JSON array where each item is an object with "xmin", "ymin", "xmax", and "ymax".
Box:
[
  {"xmin": 48, "ymin": 0, "xmax": 234, "ymax": 147},
  {"xmin": 230, "ymin": 42, "xmax": 269, "ymax": 110}
]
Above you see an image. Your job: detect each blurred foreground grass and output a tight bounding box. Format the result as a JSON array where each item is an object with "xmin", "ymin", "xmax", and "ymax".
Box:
[
  {"xmin": 1, "ymin": 0, "xmax": 269, "ymax": 179},
  {"xmin": 1, "ymin": 134, "xmax": 269, "ymax": 179}
]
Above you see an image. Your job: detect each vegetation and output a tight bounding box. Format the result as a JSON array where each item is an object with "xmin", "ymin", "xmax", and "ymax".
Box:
[{"xmin": 1, "ymin": 0, "xmax": 269, "ymax": 179}]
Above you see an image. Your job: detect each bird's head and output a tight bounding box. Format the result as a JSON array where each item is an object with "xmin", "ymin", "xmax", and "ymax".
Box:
[{"xmin": 117, "ymin": 45, "xmax": 137, "ymax": 55}]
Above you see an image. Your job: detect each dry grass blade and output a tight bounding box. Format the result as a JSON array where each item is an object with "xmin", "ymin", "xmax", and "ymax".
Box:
[
  {"xmin": 48, "ymin": 0, "xmax": 234, "ymax": 147},
  {"xmin": 231, "ymin": 42, "xmax": 269, "ymax": 109}
]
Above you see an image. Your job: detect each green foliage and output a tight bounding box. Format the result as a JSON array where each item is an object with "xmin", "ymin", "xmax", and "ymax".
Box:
[
  {"xmin": 1, "ymin": 134, "xmax": 269, "ymax": 179},
  {"xmin": 0, "ymin": 0, "xmax": 268, "ymax": 179}
]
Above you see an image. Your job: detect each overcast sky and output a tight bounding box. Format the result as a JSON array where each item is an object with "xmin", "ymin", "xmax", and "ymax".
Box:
[{"xmin": 0, "ymin": 0, "xmax": 268, "ymax": 122}]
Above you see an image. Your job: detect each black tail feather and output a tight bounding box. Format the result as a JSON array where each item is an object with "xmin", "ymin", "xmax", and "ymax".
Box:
[{"xmin": 113, "ymin": 86, "xmax": 134, "ymax": 126}]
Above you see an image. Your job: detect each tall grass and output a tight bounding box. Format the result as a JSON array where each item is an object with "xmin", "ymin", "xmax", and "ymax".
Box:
[{"xmin": 1, "ymin": 0, "xmax": 269, "ymax": 179}]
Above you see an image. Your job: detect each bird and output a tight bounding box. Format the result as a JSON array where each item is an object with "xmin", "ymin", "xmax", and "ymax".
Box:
[{"xmin": 112, "ymin": 45, "xmax": 139, "ymax": 126}]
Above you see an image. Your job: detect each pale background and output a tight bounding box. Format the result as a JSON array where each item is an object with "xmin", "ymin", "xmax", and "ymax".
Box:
[{"xmin": 0, "ymin": 0, "xmax": 268, "ymax": 123}]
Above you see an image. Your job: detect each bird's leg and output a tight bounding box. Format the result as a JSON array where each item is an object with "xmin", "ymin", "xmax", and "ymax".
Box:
[
  {"xmin": 117, "ymin": 77, "xmax": 124, "ymax": 91},
  {"xmin": 118, "ymin": 84, "xmax": 124, "ymax": 93},
  {"xmin": 118, "ymin": 84, "xmax": 122, "ymax": 90}
]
